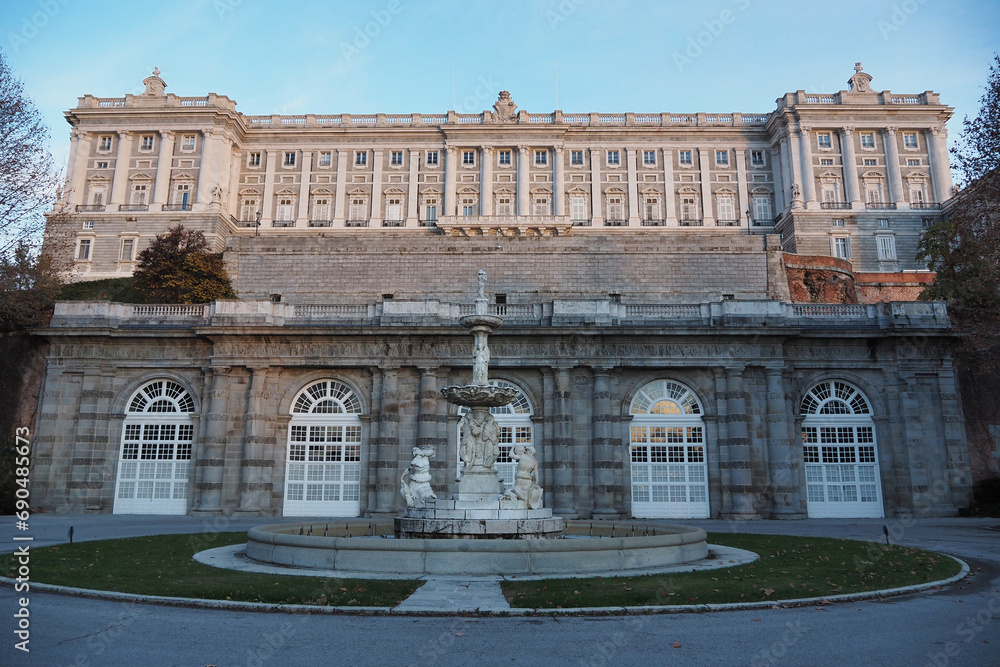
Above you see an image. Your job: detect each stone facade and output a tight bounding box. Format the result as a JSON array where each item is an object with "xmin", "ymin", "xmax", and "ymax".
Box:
[{"xmin": 31, "ymin": 298, "xmax": 972, "ymax": 519}]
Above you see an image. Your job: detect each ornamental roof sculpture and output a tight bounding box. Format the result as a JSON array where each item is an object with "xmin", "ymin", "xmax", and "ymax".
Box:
[
  {"xmin": 848, "ymin": 62, "xmax": 873, "ymax": 93},
  {"xmin": 491, "ymin": 90, "xmax": 518, "ymax": 123}
]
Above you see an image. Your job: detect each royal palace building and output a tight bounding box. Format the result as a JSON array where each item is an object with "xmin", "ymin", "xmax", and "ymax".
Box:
[{"xmin": 32, "ymin": 65, "xmax": 972, "ymax": 520}]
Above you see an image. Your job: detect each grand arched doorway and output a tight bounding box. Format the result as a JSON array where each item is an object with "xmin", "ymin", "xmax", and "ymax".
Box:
[{"xmin": 628, "ymin": 379, "xmax": 709, "ymax": 518}]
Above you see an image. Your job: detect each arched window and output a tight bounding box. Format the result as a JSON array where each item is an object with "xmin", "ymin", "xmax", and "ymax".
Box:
[
  {"xmin": 801, "ymin": 380, "xmax": 883, "ymax": 518},
  {"xmin": 458, "ymin": 380, "xmax": 533, "ymax": 491},
  {"xmin": 284, "ymin": 380, "xmax": 363, "ymax": 517},
  {"xmin": 114, "ymin": 380, "xmax": 195, "ymax": 515},
  {"xmin": 628, "ymin": 380, "xmax": 708, "ymax": 519}
]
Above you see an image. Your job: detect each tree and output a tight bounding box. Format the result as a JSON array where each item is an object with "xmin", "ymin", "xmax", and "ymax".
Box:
[
  {"xmin": 132, "ymin": 225, "xmax": 237, "ymax": 303},
  {"xmin": 0, "ymin": 48, "xmax": 59, "ymax": 255},
  {"xmin": 0, "ymin": 238, "xmax": 64, "ymax": 330}
]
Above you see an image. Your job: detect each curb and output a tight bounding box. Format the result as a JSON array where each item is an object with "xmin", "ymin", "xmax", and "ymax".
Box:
[{"xmin": 0, "ymin": 554, "xmax": 970, "ymax": 617}]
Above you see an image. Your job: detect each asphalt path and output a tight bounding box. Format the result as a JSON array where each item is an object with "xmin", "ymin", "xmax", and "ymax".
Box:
[{"xmin": 2, "ymin": 515, "xmax": 998, "ymax": 666}]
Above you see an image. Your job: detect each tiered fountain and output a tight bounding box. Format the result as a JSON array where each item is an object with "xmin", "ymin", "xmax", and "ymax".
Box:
[
  {"xmin": 245, "ymin": 271, "xmax": 707, "ymax": 575},
  {"xmin": 395, "ymin": 270, "xmax": 564, "ymax": 539}
]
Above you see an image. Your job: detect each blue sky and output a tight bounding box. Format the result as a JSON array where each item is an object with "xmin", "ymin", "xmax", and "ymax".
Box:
[{"xmin": 2, "ymin": 0, "xmax": 998, "ymax": 171}]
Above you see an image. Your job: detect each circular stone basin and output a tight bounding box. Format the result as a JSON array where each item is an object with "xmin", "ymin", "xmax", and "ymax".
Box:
[{"xmin": 246, "ymin": 520, "xmax": 708, "ymax": 576}]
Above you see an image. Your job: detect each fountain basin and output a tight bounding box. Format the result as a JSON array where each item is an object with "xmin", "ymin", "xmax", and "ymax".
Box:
[
  {"xmin": 246, "ymin": 520, "xmax": 708, "ymax": 576},
  {"xmin": 440, "ymin": 384, "xmax": 519, "ymax": 407}
]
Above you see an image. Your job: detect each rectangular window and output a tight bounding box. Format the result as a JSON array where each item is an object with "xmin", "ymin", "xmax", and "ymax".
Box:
[
  {"xmin": 283, "ymin": 152, "xmax": 296, "ymax": 167},
  {"xmin": 92, "ymin": 188, "xmax": 105, "ymax": 206},
  {"xmin": 248, "ymin": 152, "xmax": 261, "ymax": 167},
  {"xmin": 96, "ymin": 161, "xmax": 109, "ymax": 169},
  {"xmin": 532, "ymin": 196, "xmax": 550, "ymax": 216},
  {"xmin": 276, "ymin": 198, "xmax": 294, "ymax": 221},
  {"xmin": 817, "ymin": 133, "xmax": 832, "ymax": 149},
  {"xmin": 240, "ymin": 199, "xmax": 259, "ymax": 221},
  {"xmin": 461, "ymin": 197, "xmax": 476, "ymax": 216},
  {"xmin": 716, "ymin": 195, "xmax": 735, "ymax": 220},
  {"xmin": 607, "ymin": 150, "xmax": 620, "ymax": 166},
  {"xmin": 571, "ymin": 150, "xmax": 584, "ymax": 165},
  {"xmin": 833, "ymin": 236, "xmax": 852, "ymax": 259},
  {"xmin": 426, "ymin": 151, "xmax": 438, "ymax": 166},
  {"xmin": 715, "ymin": 150, "xmax": 729, "ymax": 166},
  {"xmin": 98, "ymin": 136, "xmax": 113, "ymax": 151},
  {"xmin": 391, "ymin": 151, "xmax": 403, "ymax": 166},
  {"xmin": 570, "ymin": 196, "xmax": 587, "ymax": 221},
  {"xmin": 678, "ymin": 150, "xmax": 693, "ymax": 165},
  {"xmin": 863, "ymin": 158, "xmax": 877, "ymax": 166},
  {"xmin": 385, "ymin": 197, "xmax": 403, "ymax": 221},
  {"xmin": 131, "ymin": 184, "xmax": 147, "ymax": 205},
  {"xmin": 751, "ymin": 150, "xmax": 765, "ymax": 166},
  {"xmin": 832, "ymin": 218, "xmax": 845, "ymax": 227},
  {"xmin": 424, "ymin": 203, "xmax": 438, "ymax": 222},
  {"xmin": 312, "ymin": 198, "xmax": 330, "ymax": 220},
  {"xmin": 606, "ymin": 196, "xmax": 624, "ymax": 220},
  {"xmin": 866, "ymin": 186, "xmax": 882, "ymax": 204},
  {"xmin": 349, "ymin": 198, "xmax": 367, "ymax": 221},
  {"xmin": 140, "ymin": 135, "xmax": 154, "ymax": 151},
  {"xmin": 877, "ymin": 235, "xmax": 897, "ymax": 260},
  {"xmin": 753, "ymin": 196, "xmax": 772, "ymax": 222},
  {"xmin": 496, "ymin": 196, "xmax": 513, "ymax": 216},
  {"xmin": 877, "ymin": 218, "xmax": 889, "ymax": 227},
  {"xmin": 907, "ymin": 158, "xmax": 921, "ymax": 166},
  {"xmin": 643, "ymin": 198, "xmax": 660, "ymax": 221},
  {"xmin": 534, "ymin": 150, "xmax": 547, "ymax": 166},
  {"xmin": 860, "ymin": 133, "xmax": 875, "ymax": 149},
  {"xmin": 83, "ymin": 220, "xmax": 94, "ymax": 230},
  {"xmin": 182, "ymin": 135, "xmax": 196, "ymax": 151},
  {"xmin": 462, "ymin": 150, "xmax": 475, "ymax": 166},
  {"xmin": 820, "ymin": 158, "xmax": 834, "ymax": 166},
  {"xmin": 680, "ymin": 196, "xmax": 698, "ymax": 220},
  {"xmin": 903, "ymin": 133, "xmax": 918, "ymax": 149},
  {"xmin": 318, "ymin": 152, "xmax": 331, "ymax": 167},
  {"xmin": 642, "ymin": 150, "xmax": 656, "ymax": 166},
  {"xmin": 120, "ymin": 239, "xmax": 134, "ymax": 261},
  {"xmin": 498, "ymin": 150, "xmax": 511, "ymax": 165},
  {"xmin": 355, "ymin": 151, "xmax": 367, "ymax": 166},
  {"xmin": 78, "ymin": 239, "xmax": 91, "ymax": 261}
]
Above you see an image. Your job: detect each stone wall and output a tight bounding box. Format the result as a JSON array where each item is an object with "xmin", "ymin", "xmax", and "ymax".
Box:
[
  {"xmin": 224, "ymin": 232, "xmax": 789, "ymax": 304},
  {"xmin": 784, "ymin": 254, "xmax": 859, "ymax": 304},
  {"xmin": 855, "ymin": 271, "xmax": 934, "ymax": 303}
]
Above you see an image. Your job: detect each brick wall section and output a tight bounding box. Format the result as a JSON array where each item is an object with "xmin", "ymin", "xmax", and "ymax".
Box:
[
  {"xmin": 855, "ymin": 271, "xmax": 935, "ymax": 303},
  {"xmin": 225, "ymin": 232, "xmax": 782, "ymax": 304},
  {"xmin": 783, "ymin": 253, "xmax": 859, "ymax": 304}
]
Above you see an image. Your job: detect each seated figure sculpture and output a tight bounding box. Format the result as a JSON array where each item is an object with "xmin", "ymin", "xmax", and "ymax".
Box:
[
  {"xmin": 503, "ymin": 444, "xmax": 544, "ymax": 509},
  {"xmin": 400, "ymin": 446, "xmax": 437, "ymax": 507}
]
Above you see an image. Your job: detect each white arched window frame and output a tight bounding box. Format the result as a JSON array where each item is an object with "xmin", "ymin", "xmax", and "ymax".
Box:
[
  {"xmin": 458, "ymin": 380, "xmax": 533, "ymax": 491},
  {"xmin": 628, "ymin": 380, "xmax": 709, "ymax": 519},
  {"xmin": 284, "ymin": 380, "xmax": 364, "ymax": 517},
  {"xmin": 113, "ymin": 380, "xmax": 196, "ymax": 515},
  {"xmin": 800, "ymin": 380, "xmax": 884, "ymax": 518}
]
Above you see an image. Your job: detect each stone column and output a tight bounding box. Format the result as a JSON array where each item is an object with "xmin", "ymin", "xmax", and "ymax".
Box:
[
  {"xmin": 68, "ymin": 130, "xmax": 93, "ymax": 206},
  {"xmin": 406, "ymin": 148, "xmax": 420, "ymax": 226},
  {"xmin": 480, "ymin": 145, "xmax": 493, "ymax": 216},
  {"xmin": 883, "ymin": 126, "xmax": 906, "ymax": 207},
  {"xmin": 736, "ymin": 149, "xmax": 750, "ymax": 226},
  {"xmin": 151, "ymin": 131, "xmax": 173, "ymax": 211},
  {"xmin": 516, "ymin": 145, "xmax": 530, "ymax": 216},
  {"xmin": 553, "ymin": 146, "xmax": 566, "ymax": 217},
  {"xmin": 839, "ymin": 127, "xmax": 862, "ymax": 208},
  {"xmin": 195, "ymin": 129, "xmax": 217, "ymax": 210},
  {"xmin": 770, "ymin": 146, "xmax": 785, "ymax": 215},
  {"xmin": 236, "ymin": 365, "xmax": 270, "ymax": 515},
  {"xmin": 369, "ymin": 149, "xmax": 384, "ymax": 225},
  {"xmin": 926, "ymin": 126, "xmax": 952, "ymax": 203},
  {"xmin": 261, "ymin": 150, "xmax": 277, "ymax": 223},
  {"xmin": 109, "ymin": 131, "xmax": 134, "ymax": 208},
  {"xmin": 938, "ymin": 365, "xmax": 972, "ymax": 511},
  {"xmin": 589, "ymin": 147, "xmax": 603, "ymax": 225},
  {"xmin": 626, "ymin": 148, "xmax": 640, "ymax": 225},
  {"xmin": 590, "ymin": 366, "xmax": 619, "ymax": 515},
  {"xmin": 663, "ymin": 148, "xmax": 677, "ymax": 224},
  {"xmin": 552, "ymin": 365, "xmax": 576, "ymax": 516},
  {"xmin": 333, "ymin": 149, "xmax": 348, "ymax": 226},
  {"xmin": 416, "ymin": 366, "xmax": 449, "ymax": 491},
  {"xmin": 725, "ymin": 365, "xmax": 759, "ymax": 518},
  {"xmin": 798, "ymin": 126, "xmax": 817, "ymax": 209},
  {"xmin": 443, "ymin": 147, "xmax": 457, "ymax": 217},
  {"xmin": 296, "ymin": 150, "xmax": 312, "ymax": 224},
  {"xmin": 764, "ymin": 366, "xmax": 801, "ymax": 517},
  {"xmin": 786, "ymin": 129, "xmax": 804, "ymax": 209},
  {"xmin": 195, "ymin": 365, "xmax": 231, "ymax": 513},
  {"xmin": 698, "ymin": 148, "xmax": 714, "ymax": 225},
  {"xmin": 712, "ymin": 368, "xmax": 732, "ymax": 515},
  {"xmin": 373, "ymin": 364, "xmax": 400, "ymax": 514},
  {"xmin": 62, "ymin": 129, "xmax": 81, "ymax": 205}
]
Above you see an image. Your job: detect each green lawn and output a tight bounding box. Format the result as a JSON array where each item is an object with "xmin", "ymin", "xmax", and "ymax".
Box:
[
  {"xmin": 501, "ymin": 532, "xmax": 961, "ymax": 608},
  {"xmin": 0, "ymin": 531, "xmax": 420, "ymax": 607}
]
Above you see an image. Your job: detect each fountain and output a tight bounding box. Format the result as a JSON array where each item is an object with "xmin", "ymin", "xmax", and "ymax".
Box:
[
  {"xmin": 396, "ymin": 270, "xmax": 564, "ymax": 539},
  {"xmin": 245, "ymin": 271, "xmax": 708, "ymax": 575}
]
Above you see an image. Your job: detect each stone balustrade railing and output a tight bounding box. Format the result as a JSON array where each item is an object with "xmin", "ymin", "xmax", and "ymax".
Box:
[{"xmin": 48, "ymin": 299, "xmax": 950, "ymax": 330}]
